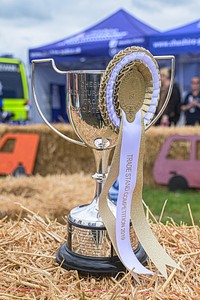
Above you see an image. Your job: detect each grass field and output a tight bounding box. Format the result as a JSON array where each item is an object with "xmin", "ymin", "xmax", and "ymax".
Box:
[{"xmin": 143, "ymin": 185, "xmax": 200, "ymax": 225}]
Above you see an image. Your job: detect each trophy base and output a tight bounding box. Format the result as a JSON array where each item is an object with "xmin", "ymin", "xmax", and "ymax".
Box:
[
  {"xmin": 56, "ymin": 242, "xmax": 148, "ymax": 276},
  {"xmin": 56, "ymin": 203, "xmax": 148, "ymax": 276}
]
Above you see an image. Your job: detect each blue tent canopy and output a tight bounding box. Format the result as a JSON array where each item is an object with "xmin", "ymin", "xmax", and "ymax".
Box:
[
  {"xmin": 29, "ymin": 9, "xmax": 160, "ymax": 123},
  {"xmin": 149, "ymin": 19, "xmax": 200, "ymax": 55},
  {"xmin": 29, "ymin": 9, "xmax": 159, "ymax": 64}
]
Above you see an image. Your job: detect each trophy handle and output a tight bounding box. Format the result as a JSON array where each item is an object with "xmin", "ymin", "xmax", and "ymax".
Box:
[
  {"xmin": 145, "ymin": 55, "xmax": 175, "ymax": 130},
  {"xmin": 31, "ymin": 59, "xmax": 85, "ymax": 147}
]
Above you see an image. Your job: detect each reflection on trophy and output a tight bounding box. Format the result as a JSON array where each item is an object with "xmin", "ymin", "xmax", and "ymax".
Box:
[{"xmin": 32, "ymin": 47, "xmax": 177, "ymax": 276}]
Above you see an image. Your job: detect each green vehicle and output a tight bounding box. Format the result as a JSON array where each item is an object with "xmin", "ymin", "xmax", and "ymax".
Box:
[{"xmin": 0, "ymin": 57, "xmax": 29, "ymax": 121}]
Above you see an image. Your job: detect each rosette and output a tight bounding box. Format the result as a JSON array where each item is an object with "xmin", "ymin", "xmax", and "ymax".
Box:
[{"xmin": 99, "ymin": 46, "xmax": 160, "ymax": 131}]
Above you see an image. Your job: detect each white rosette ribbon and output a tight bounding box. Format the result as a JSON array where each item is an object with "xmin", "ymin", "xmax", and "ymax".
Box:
[{"xmin": 99, "ymin": 48, "xmax": 182, "ymax": 278}]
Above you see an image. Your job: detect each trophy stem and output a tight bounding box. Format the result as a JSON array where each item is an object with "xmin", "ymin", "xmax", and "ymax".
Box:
[{"xmin": 92, "ymin": 148, "xmax": 111, "ymax": 206}]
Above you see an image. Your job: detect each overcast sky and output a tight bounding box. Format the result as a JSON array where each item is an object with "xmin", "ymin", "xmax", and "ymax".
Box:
[{"xmin": 0, "ymin": 0, "xmax": 200, "ymax": 64}]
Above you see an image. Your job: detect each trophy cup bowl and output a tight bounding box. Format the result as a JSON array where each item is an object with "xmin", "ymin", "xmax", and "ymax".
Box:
[{"xmin": 31, "ymin": 54, "xmax": 175, "ymax": 275}]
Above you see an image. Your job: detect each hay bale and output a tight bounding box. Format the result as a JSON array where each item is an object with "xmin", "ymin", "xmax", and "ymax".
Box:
[
  {"xmin": 0, "ymin": 209, "xmax": 199, "ymax": 299},
  {"xmin": 0, "ymin": 174, "xmax": 94, "ymax": 222},
  {"xmin": 0, "ymin": 124, "xmax": 199, "ymax": 186}
]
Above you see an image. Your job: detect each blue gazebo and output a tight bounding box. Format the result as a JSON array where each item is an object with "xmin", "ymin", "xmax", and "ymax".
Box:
[
  {"xmin": 29, "ymin": 9, "xmax": 159, "ymax": 123},
  {"xmin": 29, "ymin": 9, "xmax": 159, "ymax": 68},
  {"xmin": 149, "ymin": 19, "xmax": 200, "ymax": 55},
  {"xmin": 149, "ymin": 20, "xmax": 200, "ymax": 93}
]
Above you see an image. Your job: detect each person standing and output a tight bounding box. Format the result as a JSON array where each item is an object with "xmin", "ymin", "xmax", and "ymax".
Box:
[
  {"xmin": 155, "ymin": 67, "xmax": 181, "ymax": 126},
  {"xmin": 181, "ymin": 76, "xmax": 200, "ymax": 125}
]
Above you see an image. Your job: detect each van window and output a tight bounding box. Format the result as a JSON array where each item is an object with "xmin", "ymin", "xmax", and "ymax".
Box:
[
  {"xmin": 0, "ymin": 63, "xmax": 23, "ymax": 99},
  {"xmin": 0, "ymin": 138, "xmax": 16, "ymax": 153},
  {"xmin": 166, "ymin": 139, "xmax": 191, "ymax": 160},
  {"xmin": 196, "ymin": 141, "xmax": 200, "ymax": 160},
  {"xmin": 0, "ymin": 58, "xmax": 29, "ymax": 121}
]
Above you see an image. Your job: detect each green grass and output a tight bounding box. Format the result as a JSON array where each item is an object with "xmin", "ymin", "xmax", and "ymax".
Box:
[{"xmin": 143, "ymin": 185, "xmax": 200, "ymax": 225}]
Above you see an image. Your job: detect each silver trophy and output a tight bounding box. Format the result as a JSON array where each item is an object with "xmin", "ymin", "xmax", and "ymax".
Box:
[{"xmin": 31, "ymin": 56, "xmax": 175, "ymax": 275}]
